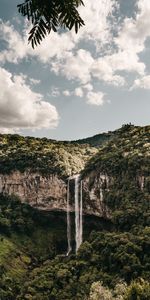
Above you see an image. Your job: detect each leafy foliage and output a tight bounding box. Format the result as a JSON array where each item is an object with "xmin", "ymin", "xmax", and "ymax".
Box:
[
  {"xmin": 1, "ymin": 190, "xmax": 149, "ymax": 299},
  {"xmin": 89, "ymin": 280, "xmax": 150, "ymax": 300},
  {"xmin": 17, "ymin": 0, "xmax": 85, "ymax": 48},
  {"xmin": 0, "ymin": 133, "xmax": 97, "ymax": 177},
  {"xmin": 83, "ymin": 125, "xmax": 150, "ymax": 177},
  {"xmin": 124, "ymin": 279, "xmax": 150, "ymax": 300},
  {"xmin": 89, "ymin": 281, "xmax": 113, "ymax": 300},
  {"xmin": 82, "ymin": 125, "xmax": 150, "ymax": 231},
  {"xmin": 16, "ymin": 229, "xmax": 150, "ymax": 299}
]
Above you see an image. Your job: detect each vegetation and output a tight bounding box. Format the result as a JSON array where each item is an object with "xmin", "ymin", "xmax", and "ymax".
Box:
[
  {"xmin": 0, "ymin": 133, "xmax": 97, "ymax": 177},
  {"xmin": 73, "ymin": 131, "xmax": 114, "ymax": 147},
  {"xmin": 1, "ymin": 225, "xmax": 149, "ymax": 299},
  {"xmin": 0, "ymin": 193, "xmax": 68, "ymax": 299},
  {"xmin": 17, "ymin": 0, "xmax": 85, "ymax": 48},
  {"xmin": 1, "ymin": 124, "xmax": 149, "ymax": 178},
  {"xmin": 82, "ymin": 124, "xmax": 150, "ymax": 231},
  {"xmin": 83, "ymin": 125, "xmax": 150, "ymax": 176},
  {"xmin": 89, "ymin": 279, "xmax": 150, "ymax": 300},
  {"xmin": 0, "ymin": 124, "xmax": 150, "ymax": 299}
]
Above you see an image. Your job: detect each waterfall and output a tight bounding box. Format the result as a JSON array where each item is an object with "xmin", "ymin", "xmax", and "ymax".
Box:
[
  {"xmin": 75, "ymin": 175, "xmax": 80, "ymax": 252},
  {"xmin": 74, "ymin": 175, "xmax": 83, "ymax": 253},
  {"xmin": 79, "ymin": 180, "xmax": 83, "ymax": 247},
  {"xmin": 66, "ymin": 178, "xmax": 72, "ymax": 256},
  {"xmin": 66, "ymin": 174, "xmax": 83, "ymax": 255}
]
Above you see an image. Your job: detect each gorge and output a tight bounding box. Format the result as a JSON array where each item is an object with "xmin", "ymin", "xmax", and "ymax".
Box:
[{"xmin": 0, "ymin": 124, "xmax": 150, "ymax": 299}]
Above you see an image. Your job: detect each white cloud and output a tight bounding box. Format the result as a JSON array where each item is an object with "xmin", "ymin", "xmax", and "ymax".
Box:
[
  {"xmin": 111, "ymin": 0, "xmax": 150, "ymax": 76},
  {"xmin": 50, "ymin": 0, "xmax": 150, "ymax": 88},
  {"xmin": 116, "ymin": 0, "xmax": 150, "ymax": 53},
  {"xmin": 92, "ymin": 56, "xmax": 126, "ymax": 86},
  {"xmin": 29, "ymin": 78, "xmax": 41, "ymax": 85},
  {"xmin": 132, "ymin": 75, "xmax": 150, "ymax": 89},
  {"xmin": 0, "ymin": 67, "xmax": 59, "ymax": 132},
  {"xmin": 74, "ymin": 87, "xmax": 84, "ymax": 97},
  {"xmin": 1, "ymin": 0, "xmax": 150, "ymax": 104},
  {"xmin": 0, "ymin": 20, "xmax": 30, "ymax": 64},
  {"xmin": 87, "ymin": 91, "xmax": 105, "ymax": 106},
  {"xmin": 77, "ymin": 0, "xmax": 118, "ymax": 49},
  {"xmin": 0, "ymin": 0, "xmax": 117, "ymax": 64},
  {"xmin": 89, "ymin": 0, "xmax": 150, "ymax": 86},
  {"xmin": 33, "ymin": 31, "xmax": 75, "ymax": 63},
  {"xmin": 52, "ymin": 49, "xmax": 94, "ymax": 84},
  {"xmin": 0, "ymin": 19, "xmax": 75, "ymax": 65},
  {"xmin": 0, "ymin": 1, "xmax": 118, "ymax": 82},
  {"xmin": 63, "ymin": 90, "xmax": 71, "ymax": 96},
  {"xmin": 62, "ymin": 85, "xmax": 106, "ymax": 107},
  {"xmin": 83, "ymin": 84, "xmax": 93, "ymax": 92}
]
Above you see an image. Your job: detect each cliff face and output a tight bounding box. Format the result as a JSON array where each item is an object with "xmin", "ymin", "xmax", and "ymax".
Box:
[
  {"xmin": 0, "ymin": 170, "xmax": 110, "ymax": 217},
  {"xmin": 82, "ymin": 171, "xmax": 111, "ymax": 218},
  {"xmin": 0, "ymin": 125, "xmax": 149, "ymax": 219},
  {"xmin": 0, "ymin": 171, "xmax": 67, "ymax": 211},
  {"xmin": 0, "ymin": 169, "xmax": 148, "ymax": 219}
]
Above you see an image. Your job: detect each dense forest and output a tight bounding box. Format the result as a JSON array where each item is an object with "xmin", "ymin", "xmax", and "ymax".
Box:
[{"xmin": 0, "ymin": 124, "xmax": 150, "ymax": 299}]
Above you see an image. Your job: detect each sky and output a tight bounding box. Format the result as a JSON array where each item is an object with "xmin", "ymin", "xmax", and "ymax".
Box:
[{"xmin": 0, "ymin": 0, "xmax": 150, "ymax": 140}]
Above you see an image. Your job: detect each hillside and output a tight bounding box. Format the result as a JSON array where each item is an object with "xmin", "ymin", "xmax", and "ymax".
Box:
[
  {"xmin": 0, "ymin": 124, "xmax": 150, "ymax": 299},
  {"xmin": 0, "ymin": 134, "xmax": 97, "ymax": 177},
  {"xmin": 0, "ymin": 124, "xmax": 149, "ymax": 177},
  {"xmin": 81, "ymin": 124, "xmax": 150, "ymax": 231},
  {"xmin": 71, "ymin": 130, "xmax": 114, "ymax": 147},
  {"xmin": 83, "ymin": 124, "xmax": 150, "ymax": 175}
]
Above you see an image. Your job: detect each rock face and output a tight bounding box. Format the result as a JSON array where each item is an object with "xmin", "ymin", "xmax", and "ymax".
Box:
[
  {"xmin": 0, "ymin": 170, "xmax": 110, "ymax": 218},
  {"xmin": 0, "ymin": 171, "xmax": 67, "ymax": 211},
  {"xmin": 82, "ymin": 171, "xmax": 112, "ymax": 218},
  {"xmin": 0, "ymin": 170, "xmax": 147, "ymax": 218}
]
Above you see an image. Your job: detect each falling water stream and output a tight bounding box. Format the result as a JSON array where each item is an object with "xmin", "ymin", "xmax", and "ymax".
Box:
[
  {"xmin": 66, "ymin": 175, "xmax": 83, "ymax": 255},
  {"xmin": 66, "ymin": 178, "xmax": 72, "ymax": 256},
  {"xmin": 75, "ymin": 175, "xmax": 80, "ymax": 252},
  {"xmin": 79, "ymin": 180, "xmax": 83, "ymax": 247}
]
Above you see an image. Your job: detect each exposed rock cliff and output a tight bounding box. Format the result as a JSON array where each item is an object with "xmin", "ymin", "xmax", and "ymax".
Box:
[
  {"xmin": 0, "ymin": 170, "xmax": 110, "ymax": 217},
  {"xmin": 82, "ymin": 171, "xmax": 111, "ymax": 218},
  {"xmin": 0, "ymin": 171, "xmax": 107, "ymax": 216},
  {"xmin": 0, "ymin": 171, "xmax": 67, "ymax": 211}
]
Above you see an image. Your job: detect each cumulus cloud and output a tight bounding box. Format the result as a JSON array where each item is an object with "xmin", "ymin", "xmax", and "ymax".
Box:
[
  {"xmin": 83, "ymin": 84, "xmax": 93, "ymax": 92},
  {"xmin": 0, "ymin": 0, "xmax": 117, "ymax": 63},
  {"xmin": 0, "ymin": 20, "xmax": 75, "ymax": 64},
  {"xmin": 89, "ymin": 0, "xmax": 150, "ymax": 85},
  {"xmin": 87, "ymin": 91, "xmax": 105, "ymax": 106},
  {"xmin": 0, "ymin": 67, "xmax": 59, "ymax": 132},
  {"xmin": 131, "ymin": 75, "xmax": 150, "ymax": 89},
  {"xmin": 74, "ymin": 87, "xmax": 84, "ymax": 97},
  {"xmin": 52, "ymin": 49, "xmax": 94, "ymax": 84},
  {"xmin": 49, "ymin": 0, "xmax": 150, "ymax": 88},
  {"xmin": 62, "ymin": 84, "xmax": 106, "ymax": 107},
  {"xmin": 0, "ymin": 1, "xmax": 118, "ymax": 84},
  {"xmin": 0, "ymin": 20, "xmax": 30, "ymax": 64},
  {"xmin": 116, "ymin": 0, "xmax": 150, "ymax": 53},
  {"xmin": 76, "ymin": 0, "xmax": 118, "ymax": 48},
  {"xmin": 62, "ymin": 90, "xmax": 71, "ymax": 96},
  {"xmin": 29, "ymin": 78, "xmax": 41, "ymax": 85},
  {"xmin": 1, "ymin": 0, "xmax": 150, "ymax": 106}
]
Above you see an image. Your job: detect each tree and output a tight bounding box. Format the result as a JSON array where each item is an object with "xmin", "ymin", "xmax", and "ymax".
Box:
[
  {"xmin": 89, "ymin": 282, "xmax": 113, "ymax": 300},
  {"xmin": 17, "ymin": 0, "xmax": 85, "ymax": 48},
  {"xmin": 124, "ymin": 279, "xmax": 150, "ymax": 300}
]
